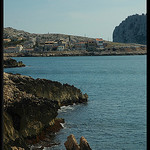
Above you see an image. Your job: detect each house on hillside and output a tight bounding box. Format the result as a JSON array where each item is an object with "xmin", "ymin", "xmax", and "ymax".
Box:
[
  {"xmin": 57, "ymin": 46, "xmax": 65, "ymax": 51},
  {"xmin": 74, "ymin": 42, "xmax": 87, "ymax": 50},
  {"xmin": 44, "ymin": 41, "xmax": 55, "ymax": 51},
  {"xmin": 56, "ymin": 39, "xmax": 67, "ymax": 50},
  {"xmin": 4, "ymin": 47, "xmax": 19, "ymax": 53},
  {"xmin": 4, "ymin": 45, "xmax": 23, "ymax": 53},
  {"xmin": 96, "ymin": 38, "xmax": 104, "ymax": 48},
  {"xmin": 57, "ymin": 40, "xmax": 67, "ymax": 47},
  {"xmin": 87, "ymin": 40, "xmax": 97, "ymax": 50}
]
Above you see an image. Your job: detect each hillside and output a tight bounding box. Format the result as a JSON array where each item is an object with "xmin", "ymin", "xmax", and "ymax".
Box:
[
  {"xmin": 3, "ymin": 27, "xmax": 147, "ymax": 56},
  {"xmin": 3, "ymin": 27, "xmax": 94, "ymax": 43}
]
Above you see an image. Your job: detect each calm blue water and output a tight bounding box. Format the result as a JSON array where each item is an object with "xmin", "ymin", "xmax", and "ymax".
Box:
[{"xmin": 4, "ymin": 56, "xmax": 147, "ymax": 150}]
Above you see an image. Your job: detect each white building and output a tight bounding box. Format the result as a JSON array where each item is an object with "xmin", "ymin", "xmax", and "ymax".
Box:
[{"xmin": 4, "ymin": 45, "xmax": 23, "ymax": 53}]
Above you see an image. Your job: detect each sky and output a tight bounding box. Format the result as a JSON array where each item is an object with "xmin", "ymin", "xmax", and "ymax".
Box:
[{"xmin": 4, "ymin": 0, "xmax": 146, "ymax": 41}]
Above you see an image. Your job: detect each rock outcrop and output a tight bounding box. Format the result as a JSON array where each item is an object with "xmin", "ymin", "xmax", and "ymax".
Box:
[
  {"xmin": 3, "ymin": 72, "xmax": 88, "ymax": 149},
  {"xmin": 80, "ymin": 136, "xmax": 92, "ymax": 150},
  {"xmin": 3, "ymin": 57, "xmax": 25, "ymax": 68},
  {"xmin": 113, "ymin": 14, "xmax": 147, "ymax": 44},
  {"xmin": 5, "ymin": 73, "xmax": 88, "ymax": 107},
  {"xmin": 64, "ymin": 134, "xmax": 80, "ymax": 150},
  {"xmin": 64, "ymin": 134, "xmax": 92, "ymax": 150}
]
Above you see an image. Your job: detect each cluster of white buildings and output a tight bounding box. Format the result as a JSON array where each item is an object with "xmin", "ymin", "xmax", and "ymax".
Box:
[
  {"xmin": 4, "ymin": 45, "xmax": 34, "ymax": 53},
  {"xmin": 3, "ymin": 38, "xmax": 35, "ymax": 53},
  {"xmin": 39, "ymin": 39, "xmax": 66, "ymax": 51},
  {"xmin": 3, "ymin": 37, "xmax": 105, "ymax": 53},
  {"xmin": 74, "ymin": 38, "xmax": 104, "ymax": 50}
]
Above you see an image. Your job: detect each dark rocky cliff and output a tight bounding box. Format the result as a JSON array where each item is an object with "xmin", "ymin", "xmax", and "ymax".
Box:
[
  {"xmin": 3, "ymin": 72, "xmax": 88, "ymax": 149},
  {"xmin": 3, "ymin": 57, "xmax": 25, "ymax": 68},
  {"xmin": 113, "ymin": 14, "xmax": 147, "ymax": 44}
]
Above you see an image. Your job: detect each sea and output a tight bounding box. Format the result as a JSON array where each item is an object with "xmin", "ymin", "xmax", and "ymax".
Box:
[{"xmin": 4, "ymin": 55, "xmax": 147, "ymax": 150}]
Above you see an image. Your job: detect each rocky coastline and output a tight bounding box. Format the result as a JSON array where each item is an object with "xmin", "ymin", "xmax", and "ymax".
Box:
[
  {"xmin": 64, "ymin": 134, "xmax": 92, "ymax": 150},
  {"xmin": 3, "ymin": 46, "xmax": 146, "ymax": 149},
  {"xmin": 3, "ymin": 72, "xmax": 88, "ymax": 149},
  {"xmin": 4, "ymin": 57, "xmax": 25, "ymax": 68}
]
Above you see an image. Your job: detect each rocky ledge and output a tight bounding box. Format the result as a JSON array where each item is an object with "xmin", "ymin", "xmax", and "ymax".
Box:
[
  {"xmin": 3, "ymin": 72, "xmax": 88, "ymax": 149},
  {"xmin": 3, "ymin": 57, "xmax": 25, "ymax": 68}
]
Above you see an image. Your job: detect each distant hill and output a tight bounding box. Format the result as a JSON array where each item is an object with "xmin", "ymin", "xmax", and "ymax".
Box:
[
  {"xmin": 113, "ymin": 14, "xmax": 147, "ymax": 45},
  {"xmin": 3, "ymin": 27, "xmax": 32, "ymax": 38},
  {"xmin": 3, "ymin": 27, "xmax": 94, "ymax": 43}
]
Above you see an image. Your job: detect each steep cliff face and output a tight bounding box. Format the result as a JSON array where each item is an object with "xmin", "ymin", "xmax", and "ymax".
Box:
[
  {"xmin": 113, "ymin": 14, "xmax": 147, "ymax": 44},
  {"xmin": 3, "ymin": 72, "xmax": 88, "ymax": 149}
]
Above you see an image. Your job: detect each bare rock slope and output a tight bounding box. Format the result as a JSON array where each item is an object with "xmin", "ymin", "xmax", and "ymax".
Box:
[{"xmin": 113, "ymin": 14, "xmax": 147, "ymax": 44}]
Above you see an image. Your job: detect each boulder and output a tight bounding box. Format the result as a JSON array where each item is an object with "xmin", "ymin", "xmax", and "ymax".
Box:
[
  {"xmin": 64, "ymin": 135, "xmax": 92, "ymax": 150},
  {"xmin": 3, "ymin": 57, "xmax": 25, "ymax": 68},
  {"xmin": 80, "ymin": 136, "xmax": 92, "ymax": 150},
  {"xmin": 64, "ymin": 134, "xmax": 80, "ymax": 150}
]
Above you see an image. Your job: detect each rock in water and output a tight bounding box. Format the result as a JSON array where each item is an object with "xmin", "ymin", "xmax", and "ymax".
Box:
[
  {"xmin": 3, "ymin": 57, "xmax": 25, "ymax": 68},
  {"xmin": 113, "ymin": 14, "xmax": 147, "ymax": 44},
  {"xmin": 64, "ymin": 135, "xmax": 92, "ymax": 150},
  {"xmin": 64, "ymin": 134, "xmax": 80, "ymax": 150},
  {"xmin": 80, "ymin": 136, "xmax": 92, "ymax": 150}
]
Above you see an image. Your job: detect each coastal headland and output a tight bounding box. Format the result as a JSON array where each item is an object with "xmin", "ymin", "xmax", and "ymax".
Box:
[{"xmin": 3, "ymin": 71, "xmax": 88, "ymax": 149}]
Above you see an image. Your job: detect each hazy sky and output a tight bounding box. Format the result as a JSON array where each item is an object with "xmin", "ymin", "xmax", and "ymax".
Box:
[{"xmin": 4, "ymin": 0, "xmax": 146, "ymax": 41}]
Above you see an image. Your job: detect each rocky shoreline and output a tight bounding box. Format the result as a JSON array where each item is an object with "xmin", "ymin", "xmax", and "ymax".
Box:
[
  {"xmin": 3, "ymin": 48, "xmax": 146, "ymax": 149},
  {"xmin": 3, "ymin": 57, "xmax": 25, "ymax": 68},
  {"xmin": 3, "ymin": 72, "xmax": 88, "ymax": 149}
]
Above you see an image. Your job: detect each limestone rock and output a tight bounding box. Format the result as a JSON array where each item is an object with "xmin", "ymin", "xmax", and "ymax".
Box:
[
  {"xmin": 64, "ymin": 134, "xmax": 80, "ymax": 150},
  {"xmin": 113, "ymin": 14, "xmax": 147, "ymax": 44},
  {"xmin": 6, "ymin": 73, "xmax": 88, "ymax": 106},
  {"xmin": 64, "ymin": 135, "xmax": 92, "ymax": 150},
  {"xmin": 3, "ymin": 72, "xmax": 88, "ymax": 149},
  {"xmin": 3, "ymin": 57, "xmax": 25, "ymax": 68},
  {"xmin": 80, "ymin": 136, "xmax": 92, "ymax": 150},
  {"xmin": 11, "ymin": 146, "xmax": 25, "ymax": 150}
]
